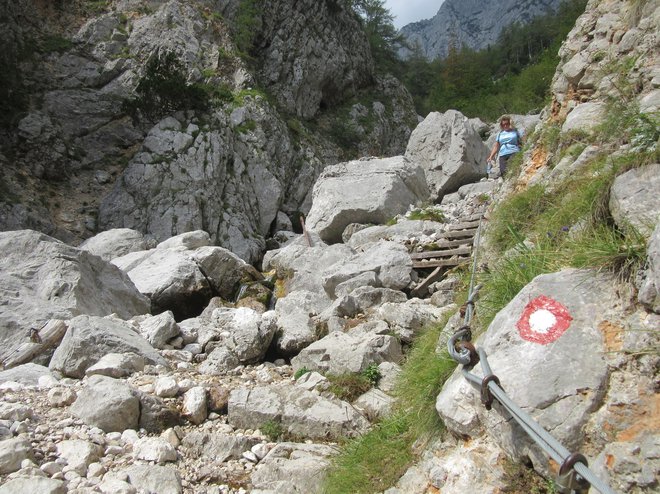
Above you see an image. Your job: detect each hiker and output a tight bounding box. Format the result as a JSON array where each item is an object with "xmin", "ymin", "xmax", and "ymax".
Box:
[{"xmin": 487, "ymin": 115, "xmax": 523, "ymax": 177}]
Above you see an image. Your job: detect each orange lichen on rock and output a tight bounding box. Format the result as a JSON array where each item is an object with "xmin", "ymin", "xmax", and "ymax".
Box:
[{"xmin": 598, "ymin": 320, "xmax": 625, "ymax": 352}]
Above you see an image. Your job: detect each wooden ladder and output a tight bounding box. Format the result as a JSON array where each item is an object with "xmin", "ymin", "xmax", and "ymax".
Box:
[{"xmin": 411, "ymin": 214, "xmax": 482, "ymax": 297}]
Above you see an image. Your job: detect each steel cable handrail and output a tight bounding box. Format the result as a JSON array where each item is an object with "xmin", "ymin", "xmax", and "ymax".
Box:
[{"xmin": 446, "ymin": 214, "xmax": 617, "ymax": 494}]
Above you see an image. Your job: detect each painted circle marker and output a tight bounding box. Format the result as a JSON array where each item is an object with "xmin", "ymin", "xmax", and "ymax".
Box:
[{"xmin": 516, "ymin": 295, "xmax": 572, "ymax": 345}]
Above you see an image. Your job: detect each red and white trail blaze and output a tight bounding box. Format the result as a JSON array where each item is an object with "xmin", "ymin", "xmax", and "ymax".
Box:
[{"xmin": 516, "ymin": 295, "xmax": 573, "ymax": 345}]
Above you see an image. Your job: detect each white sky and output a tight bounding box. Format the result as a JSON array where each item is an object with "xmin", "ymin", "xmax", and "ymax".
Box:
[{"xmin": 384, "ymin": 0, "xmax": 444, "ymax": 29}]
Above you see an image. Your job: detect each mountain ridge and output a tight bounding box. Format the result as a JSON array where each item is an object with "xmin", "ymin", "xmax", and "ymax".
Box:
[{"xmin": 398, "ymin": 0, "xmax": 564, "ymax": 60}]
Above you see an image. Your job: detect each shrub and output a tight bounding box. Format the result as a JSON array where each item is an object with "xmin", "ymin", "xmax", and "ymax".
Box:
[
  {"xmin": 361, "ymin": 364, "xmax": 381, "ymax": 385},
  {"xmin": 326, "ymin": 373, "xmax": 372, "ymax": 402},
  {"xmin": 260, "ymin": 420, "xmax": 284, "ymax": 441},
  {"xmin": 294, "ymin": 367, "xmax": 310, "ymax": 380},
  {"xmin": 123, "ymin": 52, "xmax": 210, "ymax": 120}
]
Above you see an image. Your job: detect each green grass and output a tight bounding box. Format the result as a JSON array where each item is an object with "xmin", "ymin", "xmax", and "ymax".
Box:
[
  {"xmin": 323, "ymin": 319, "xmax": 456, "ymax": 494},
  {"xmin": 326, "ymin": 373, "xmax": 372, "ymax": 402},
  {"xmin": 407, "ymin": 207, "xmax": 446, "ymax": 223}
]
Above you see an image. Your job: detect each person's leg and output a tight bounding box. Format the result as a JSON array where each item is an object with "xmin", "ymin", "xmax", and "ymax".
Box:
[{"xmin": 498, "ymin": 154, "xmax": 512, "ymax": 176}]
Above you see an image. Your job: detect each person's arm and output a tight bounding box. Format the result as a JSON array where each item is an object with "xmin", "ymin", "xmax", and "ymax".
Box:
[{"xmin": 487, "ymin": 141, "xmax": 500, "ymax": 161}]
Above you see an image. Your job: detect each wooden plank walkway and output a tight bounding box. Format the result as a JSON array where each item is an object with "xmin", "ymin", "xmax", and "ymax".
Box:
[{"xmin": 410, "ymin": 213, "xmax": 484, "ymax": 297}]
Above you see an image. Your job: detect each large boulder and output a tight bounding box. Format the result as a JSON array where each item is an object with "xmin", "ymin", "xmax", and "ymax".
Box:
[
  {"xmin": 49, "ymin": 315, "xmax": 167, "ymax": 378},
  {"xmin": 305, "ymin": 156, "xmax": 429, "ymax": 244},
  {"xmin": 78, "ymin": 228, "xmax": 156, "ymax": 261},
  {"xmin": 405, "ymin": 110, "xmax": 489, "ymax": 201},
  {"xmin": 228, "ymin": 384, "xmax": 369, "ymax": 441},
  {"xmin": 250, "ymin": 442, "xmax": 339, "ymax": 494},
  {"xmin": 112, "ymin": 231, "xmax": 256, "ymax": 320},
  {"xmin": 321, "ymin": 241, "xmax": 413, "ymax": 298},
  {"xmin": 70, "ymin": 375, "xmax": 140, "ymax": 432},
  {"xmin": 436, "ymin": 268, "xmax": 618, "ymax": 475},
  {"xmin": 291, "ymin": 323, "xmax": 403, "ymax": 375},
  {"xmin": 639, "ymin": 223, "xmax": 660, "ymax": 313},
  {"xmin": 609, "ymin": 163, "xmax": 660, "ymax": 237},
  {"xmin": 0, "ymin": 230, "xmax": 150, "ymax": 361}
]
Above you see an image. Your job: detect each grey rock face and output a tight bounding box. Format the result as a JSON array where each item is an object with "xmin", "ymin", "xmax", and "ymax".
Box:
[
  {"xmin": 181, "ymin": 431, "xmax": 260, "ymax": 462},
  {"xmin": 248, "ymin": 0, "xmax": 374, "ymax": 119},
  {"xmin": 250, "ymin": 442, "xmax": 339, "ymax": 494},
  {"xmin": 291, "ymin": 327, "xmax": 402, "ymax": 375},
  {"xmin": 321, "ymin": 241, "xmax": 413, "ymax": 298},
  {"xmin": 0, "ymin": 477, "xmax": 65, "ymax": 494},
  {"xmin": 0, "ymin": 230, "xmax": 149, "ymax": 361},
  {"xmin": 305, "ymin": 156, "xmax": 429, "ymax": 244},
  {"xmin": 406, "ymin": 110, "xmax": 489, "ymax": 201},
  {"xmin": 49, "ymin": 315, "xmax": 167, "ymax": 378},
  {"xmin": 609, "ymin": 163, "xmax": 660, "ymax": 237},
  {"xmin": 399, "ymin": 0, "xmax": 564, "ymax": 60},
  {"xmin": 78, "ymin": 228, "xmax": 156, "ymax": 261},
  {"xmin": 122, "ymin": 465, "xmax": 182, "ymax": 494},
  {"xmin": 228, "ymin": 385, "xmax": 369, "ymax": 441},
  {"xmin": 112, "ymin": 232, "xmax": 255, "ymax": 319},
  {"xmin": 437, "ymin": 269, "xmax": 617, "ymax": 476},
  {"xmin": 639, "ymin": 223, "xmax": 660, "ymax": 313},
  {"xmin": 70, "ymin": 375, "xmax": 140, "ymax": 432},
  {"xmin": 0, "ymin": 363, "xmax": 55, "ymax": 386}
]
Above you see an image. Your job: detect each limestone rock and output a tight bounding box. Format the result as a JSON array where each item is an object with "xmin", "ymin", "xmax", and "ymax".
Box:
[
  {"xmin": 405, "ymin": 110, "xmax": 489, "ymax": 201},
  {"xmin": 181, "ymin": 431, "xmax": 260, "ymax": 462},
  {"xmin": 56, "ymin": 439, "xmax": 103, "ymax": 476},
  {"xmin": 49, "ymin": 315, "xmax": 166, "ymax": 378},
  {"xmin": 609, "ymin": 163, "xmax": 660, "ymax": 237},
  {"xmin": 228, "ymin": 384, "xmax": 368, "ymax": 441},
  {"xmin": 437, "ymin": 268, "xmax": 617, "ymax": 476},
  {"xmin": 250, "ymin": 442, "xmax": 339, "ymax": 494},
  {"xmin": 78, "ymin": 228, "xmax": 156, "ymax": 261},
  {"xmin": 639, "ymin": 223, "xmax": 660, "ymax": 312},
  {"xmin": 0, "ymin": 230, "xmax": 149, "ymax": 361},
  {"xmin": 291, "ymin": 327, "xmax": 402, "ymax": 375},
  {"xmin": 0, "ymin": 477, "xmax": 65, "ymax": 494},
  {"xmin": 70, "ymin": 375, "xmax": 140, "ymax": 432},
  {"xmin": 0, "ymin": 438, "xmax": 33, "ymax": 474},
  {"xmin": 122, "ymin": 464, "xmax": 182, "ymax": 494},
  {"xmin": 0, "ymin": 363, "xmax": 55, "ymax": 386},
  {"xmin": 305, "ymin": 156, "xmax": 429, "ymax": 244},
  {"xmin": 182, "ymin": 386, "xmax": 207, "ymax": 425},
  {"xmin": 85, "ymin": 352, "xmax": 146, "ymax": 378},
  {"xmin": 133, "ymin": 437, "xmax": 177, "ymax": 463}
]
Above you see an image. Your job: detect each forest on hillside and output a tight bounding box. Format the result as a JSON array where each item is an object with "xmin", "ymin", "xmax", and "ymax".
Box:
[{"xmin": 355, "ymin": 0, "xmax": 589, "ymax": 120}]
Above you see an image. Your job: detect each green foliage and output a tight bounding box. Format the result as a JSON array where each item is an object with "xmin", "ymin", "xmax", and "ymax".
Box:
[
  {"xmin": 123, "ymin": 52, "xmax": 211, "ymax": 120},
  {"xmin": 81, "ymin": 0, "xmax": 110, "ymax": 14},
  {"xmin": 260, "ymin": 420, "xmax": 284, "ymax": 441},
  {"xmin": 293, "ymin": 367, "xmax": 310, "ymax": 380},
  {"xmin": 233, "ymin": 0, "xmax": 260, "ymax": 56},
  {"xmin": 394, "ymin": 0, "xmax": 588, "ymax": 120},
  {"xmin": 479, "ymin": 147, "xmax": 650, "ymax": 330},
  {"xmin": 324, "ymin": 319, "xmax": 456, "ymax": 493},
  {"xmin": 38, "ymin": 35, "xmax": 73, "ymax": 54},
  {"xmin": 328, "ymin": 120, "xmax": 360, "ymax": 152},
  {"xmin": 407, "ymin": 207, "xmax": 446, "ymax": 223},
  {"xmin": 361, "ymin": 364, "xmax": 381, "ymax": 385},
  {"xmin": 350, "ymin": 0, "xmax": 405, "ymax": 73},
  {"xmin": 236, "ymin": 120, "xmax": 257, "ymax": 134},
  {"xmin": 326, "ymin": 373, "xmax": 372, "ymax": 402}
]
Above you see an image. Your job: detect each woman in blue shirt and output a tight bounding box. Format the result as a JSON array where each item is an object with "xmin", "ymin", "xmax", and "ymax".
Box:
[{"xmin": 487, "ymin": 115, "xmax": 522, "ymax": 177}]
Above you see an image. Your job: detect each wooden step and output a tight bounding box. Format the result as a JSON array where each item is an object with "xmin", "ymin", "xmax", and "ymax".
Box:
[
  {"xmin": 411, "ymin": 245, "xmax": 472, "ymax": 260},
  {"xmin": 412, "ymin": 257, "xmax": 470, "ymax": 269},
  {"xmin": 438, "ymin": 228, "xmax": 478, "ymax": 239},
  {"xmin": 448, "ymin": 219, "xmax": 481, "ymax": 231}
]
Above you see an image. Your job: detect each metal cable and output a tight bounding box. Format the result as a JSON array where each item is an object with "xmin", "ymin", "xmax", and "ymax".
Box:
[
  {"xmin": 447, "ymin": 215, "xmax": 484, "ymax": 365},
  {"xmin": 445, "ymin": 213, "xmax": 617, "ymax": 494}
]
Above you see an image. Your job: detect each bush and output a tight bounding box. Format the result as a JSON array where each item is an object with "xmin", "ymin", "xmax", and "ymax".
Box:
[{"xmin": 123, "ymin": 52, "xmax": 210, "ymax": 120}]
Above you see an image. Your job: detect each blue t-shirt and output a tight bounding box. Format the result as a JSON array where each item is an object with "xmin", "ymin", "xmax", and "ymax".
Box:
[{"xmin": 497, "ymin": 130, "xmax": 521, "ymax": 157}]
